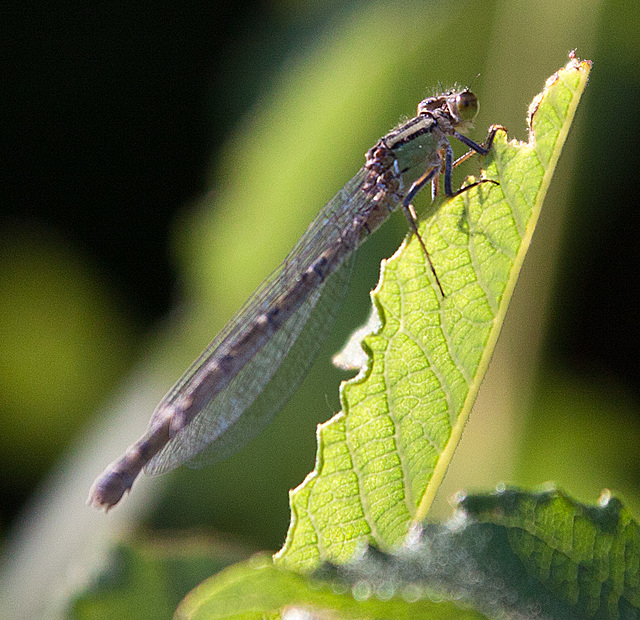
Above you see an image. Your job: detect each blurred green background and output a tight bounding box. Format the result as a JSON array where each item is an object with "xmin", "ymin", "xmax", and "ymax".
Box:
[{"xmin": 2, "ymin": 0, "xmax": 640, "ymax": 616}]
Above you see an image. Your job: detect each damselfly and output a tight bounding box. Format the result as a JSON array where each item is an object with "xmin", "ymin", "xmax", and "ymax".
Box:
[{"xmin": 89, "ymin": 87, "xmax": 505, "ymax": 510}]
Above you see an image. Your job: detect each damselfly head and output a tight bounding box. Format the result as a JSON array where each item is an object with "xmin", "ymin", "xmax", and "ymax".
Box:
[{"xmin": 417, "ymin": 88, "xmax": 479, "ymax": 130}]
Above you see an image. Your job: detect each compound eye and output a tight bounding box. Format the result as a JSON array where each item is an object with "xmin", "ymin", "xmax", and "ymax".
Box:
[{"xmin": 453, "ymin": 90, "xmax": 479, "ymax": 122}]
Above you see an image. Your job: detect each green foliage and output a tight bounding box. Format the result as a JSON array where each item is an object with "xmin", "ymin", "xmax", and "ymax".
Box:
[
  {"xmin": 277, "ymin": 55, "xmax": 592, "ymax": 569},
  {"xmin": 72, "ymin": 56, "xmax": 604, "ymax": 620},
  {"xmin": 316, "ymin": 488, "xmax": 640, "ymax": 620},
  {"xmin": 68, "ymin": 537, "xmax": 242, "ymax": 619},
  {"xmin": 175, "ymin": 490, "xmax": 640, "ymax": 619},
  {"xmin": 175, "ymin": 554, "xmax": 488, "ymax": 620}
]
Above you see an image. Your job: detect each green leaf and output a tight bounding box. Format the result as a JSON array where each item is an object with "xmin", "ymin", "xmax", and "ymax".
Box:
[
  {"xmin": 277, "ymin": 55, "xmax": 592, "ymax": 569},
  {"xmin": 176, "ymin": 489, "xmax": 640, "ymax": 620},
  {"xmin": 68, "ymin": 537, "xmax": 243, "ymax": 620},
  {"xmin": 317, "ymin": 488, "xmax": 640, "ymax": 620},
  {"xmin": 175, "ymin": 554, "xmax": 488, "ymax": 620}
]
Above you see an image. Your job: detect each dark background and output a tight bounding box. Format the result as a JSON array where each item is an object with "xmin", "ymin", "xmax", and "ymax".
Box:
[
  {"xmin": 1, "ymin": 0, "xmax": 639, "ymax": 611},
  {"xmin": 2, "ymin": 1, "xmax": 288, "ymax": 512}
]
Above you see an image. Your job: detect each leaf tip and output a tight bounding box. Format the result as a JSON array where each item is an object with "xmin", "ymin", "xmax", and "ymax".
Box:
[{"xmin": 527, "ymin": 50, "xmax": 593, "ymax": 137}]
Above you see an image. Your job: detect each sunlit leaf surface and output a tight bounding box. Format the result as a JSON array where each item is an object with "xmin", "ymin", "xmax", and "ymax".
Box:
[{"xmin": 278, "ymin": 55, "xmax": 592, "ymax": 569}]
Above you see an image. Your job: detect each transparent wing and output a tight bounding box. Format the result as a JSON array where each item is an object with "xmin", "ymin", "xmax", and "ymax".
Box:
[
  {"xmin": 144, "ymin": 168, "xmax": 374, "ymax": 475},
  {"xmin": 147, "ymin": 252, "xmax": 354, "ymax": 473}
]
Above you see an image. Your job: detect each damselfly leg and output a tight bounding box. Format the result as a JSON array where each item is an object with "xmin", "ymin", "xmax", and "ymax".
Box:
[{"xmin": 401, "ymin": 124, "xmax": 507, "ymax": 295}]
